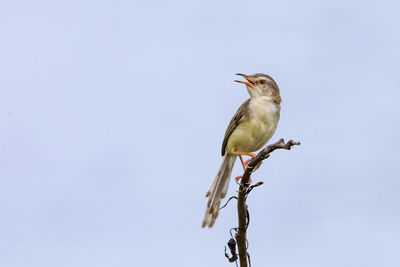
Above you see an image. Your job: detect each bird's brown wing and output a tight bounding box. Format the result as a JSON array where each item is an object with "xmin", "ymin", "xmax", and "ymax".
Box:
[{"xmin": 221, "ymin": 99, "xmax": 250, "ymax": 156}]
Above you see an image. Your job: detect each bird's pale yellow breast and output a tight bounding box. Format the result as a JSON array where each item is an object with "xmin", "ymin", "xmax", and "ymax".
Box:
[{"xmin": 226, "ymin": 97, "xmax": 280, "ymax": 153}]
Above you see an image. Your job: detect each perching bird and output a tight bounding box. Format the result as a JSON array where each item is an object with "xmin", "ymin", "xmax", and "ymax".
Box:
[{"xmin": 202, "ymin": 73, "xmax": 282, "ymax": 228}]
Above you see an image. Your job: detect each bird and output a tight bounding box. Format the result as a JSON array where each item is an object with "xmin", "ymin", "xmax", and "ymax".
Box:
[{"xmin": 202, "ymin": 73, "xmax": 282, "ymax": 228}]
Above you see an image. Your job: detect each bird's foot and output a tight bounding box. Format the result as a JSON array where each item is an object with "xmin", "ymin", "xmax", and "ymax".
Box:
[
  {"xmin": 235, "ymin": 175, "xmax": 252, "ymax": 185},
  {"xmin": 232, "ymin": 151, "xmax": 257, "ymax": 171},
  {"xmin": 239, "ymin": 156, "xmax": 263, "ymax": 172}
]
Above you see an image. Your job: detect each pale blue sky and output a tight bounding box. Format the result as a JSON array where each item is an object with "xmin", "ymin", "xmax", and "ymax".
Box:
[{"xmin": 0, "ymin": 0, "xmax": 399, "ymax": 266}]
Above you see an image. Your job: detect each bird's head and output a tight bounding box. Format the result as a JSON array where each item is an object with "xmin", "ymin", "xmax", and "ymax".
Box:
[{"xmin": 235, "ymin": 73, "xmax": 281, "ymax": 102}]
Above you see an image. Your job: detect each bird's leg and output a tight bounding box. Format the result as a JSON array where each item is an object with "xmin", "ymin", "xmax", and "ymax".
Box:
[
  {"xmin": 235, "ymin": 156, "xmax": 248, "ymax": 185},
  {"xmin": 232, "ymin": 151, "xmax": 257, "ymax": 169},
  {"xmin": 243, "ymin": 158, "xmax": 263, "ymax": 172},
  {"xmin": 232, "ymin": 151, "xmax": 258, "ymax": 185},
  {"xmin": 238, "ymin": 155, "xmax": 246, "ymax": 171},
  {"xmin": 243, "ymin": 158, "xmax": 252, "ymax": 168}
]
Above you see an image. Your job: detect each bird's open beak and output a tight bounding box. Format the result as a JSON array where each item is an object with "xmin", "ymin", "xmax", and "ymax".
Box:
[{"xmin": 235, "ymin": 73, "xmax": 255, "ymax": 87}]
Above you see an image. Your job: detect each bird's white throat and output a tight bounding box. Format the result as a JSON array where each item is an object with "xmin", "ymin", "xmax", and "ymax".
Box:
[{"xmin": 248, "ymin": 96, "xmax": 280, "ymax": 123}]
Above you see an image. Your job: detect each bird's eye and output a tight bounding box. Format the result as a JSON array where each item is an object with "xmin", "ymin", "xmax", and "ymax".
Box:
[{"xmin": 259, "ymin": 80, "xmax": 266, "ymax": 85}]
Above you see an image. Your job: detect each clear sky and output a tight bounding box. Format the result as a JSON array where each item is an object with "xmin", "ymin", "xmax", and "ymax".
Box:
[{"xmin": 1, "ymin": 0, "xmax": 399, "ymax": 266}]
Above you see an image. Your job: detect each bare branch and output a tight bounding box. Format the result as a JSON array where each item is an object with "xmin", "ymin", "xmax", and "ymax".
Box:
[
  {"xmin": 241, "ymin": 139, "xmax": 301, "ymax": 187},
  {"xmin": 234, "ymin": 139, "xmax": 300, "ymax": 267}
]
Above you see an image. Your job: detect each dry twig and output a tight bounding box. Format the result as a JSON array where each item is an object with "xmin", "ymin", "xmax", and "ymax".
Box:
[{"xmin": 231, "ymin": 138, "xmax": 300, "ymax": 267}]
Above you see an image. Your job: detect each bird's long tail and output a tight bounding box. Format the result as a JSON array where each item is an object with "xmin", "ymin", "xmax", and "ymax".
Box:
[{"xmin": 202, "ymin": 154, "xmax": 236, "ymax": 228}]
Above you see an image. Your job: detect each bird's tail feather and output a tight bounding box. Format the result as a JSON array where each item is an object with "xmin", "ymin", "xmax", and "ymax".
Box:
[{"xmin": 202, "ymin": 154, "xmax": 236, "ymax": 228}]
